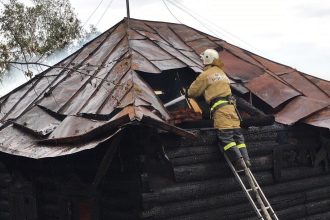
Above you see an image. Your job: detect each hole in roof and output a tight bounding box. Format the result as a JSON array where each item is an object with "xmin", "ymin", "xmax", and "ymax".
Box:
[{"xmin": 137, "ymin": 68, "xmax": 211, "ymax": 126}]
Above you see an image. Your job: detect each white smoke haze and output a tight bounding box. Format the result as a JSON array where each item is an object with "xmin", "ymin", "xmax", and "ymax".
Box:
[{"xmin": 0, "ymin": 31, "xmax": 100, "ymax": 97}]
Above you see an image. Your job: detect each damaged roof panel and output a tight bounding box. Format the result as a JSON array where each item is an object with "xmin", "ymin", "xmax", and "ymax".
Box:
[
  {"xmin": 250, "ymin": 54, "xmax": 294, "ymax": 75},
  {"xmin": 15, "ymin": 106, "xmax": 61, "ymax": 137},
  {"xmin": 130, "ymin": 39, "xmax": 173, "ymax": 60},
  {"xmin": 304, "ymin": 107, "xmax": 330, "ymax": 129},
  {"xmin": 48, "ymin": 115, "xmax": 108, "ymax": 140},
  {"xmin": 0, "ymin": 124, "xmax": 121, "ymax": 158},
  {"xmin": 153, "ymin": 26, "xmax": 193, "ymax": 51},
  {"xmin": 131, "ymin": 50, "xmax": 161, "ymax": 73},
  {"xmin": 246, "ymin": 73, "xmax": 301, "ymax": 108},
  {"xmin": 220, "ymin": 50, "xmax": 265, "ymax": 82},
  {"xmin": 275, "ymin": 96, "xmax": 329, "ymax": 125},
  {"xmin": 87, "ymin": 25, "xmax": 126, "ymax": 66},
  {"xmin": 169, "ymin": 24, "xmax": 206, "ymax": 42},
  {"xmin": 0, "ymin": 18, "xmax": 329, "ymax": 159},
  {"xmin": 151, "ymin": 59, "xmax": 186, "ymax": 71},
  {"xmin": 61, "ymin": 64, "xmax": 117, "ymax": 115},
  {"xmin": 305, "ymin": 75, "xmax": 330, "ymax": 97},
  {"xmin": 215, "ymin": 41, "xmax": 264, "ymax": 69},
  {"xmin": 155, "ymin": 42, "xmax": 197, "ymax": 67},
  {"xmin": 186, "ymin": 38, "xmax": 219, "ymax": 55},
  {"xmin": 80, "ymin": 58, "xmax": 131, "ymax": 114},
  {"xmin": 280, "ymin": 71, "xmax": 330, "ymax": 101},
  {"xmin": 39, "ymin": 71, "xmax": 91, "ymax": 113}
]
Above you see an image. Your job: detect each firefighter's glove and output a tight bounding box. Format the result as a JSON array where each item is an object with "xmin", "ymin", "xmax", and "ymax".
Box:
[{"xmin": 228, "ymin": 95, "xmax": 236, "ymax": 106}]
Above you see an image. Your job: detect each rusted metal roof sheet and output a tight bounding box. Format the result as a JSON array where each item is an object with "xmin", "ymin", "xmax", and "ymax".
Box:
[
  {"xmin": 304, "ymin": 74, "xmax": 330, "ymax": 96},
  {"xmin": 0, "ymin": 124, "xmax": 121, "ymax": 158},
  {"xmin": 245, "ymin": 73, "xmax": 301, "ymax": 108},
  {"xmin": 303, "ymin": 107, "xmax": 330, "ymax": 129},
  {"xmin": 280, "ymin": 71, "xmax": 330, "ymax": 101},
  {"xmin": 0, "ymin": 17, "xmax": 329, "ymax": 158},
  {"xmin": 275, "ymin": 96, "xmax": 329, "ymax": 125},
  {"xmin": 220, "ymin": 50, "xmax": 265, "ymax": 82},
  {"xmin": 250, "ymin": 54, "xmax": 294, "ymax": 75},
  {"xmin": 15, "ymin": 106, "xmax": 60, "ymax": 137}
]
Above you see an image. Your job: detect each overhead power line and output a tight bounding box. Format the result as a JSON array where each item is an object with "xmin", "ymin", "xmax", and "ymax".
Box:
[
  {"xmin": 165, "ymin": 0, "xmax": 261, "ymax": 53},
  {"xmin": 161, "ymin": 0, "xmax": 182, "ymax": 24},
  {"xmin": 82, "ymin": 0, "xmax": 105, "ymax": 28},
  {"xmin": 95, "ymin": 0, "xmax": 115, "ymax": 27}
]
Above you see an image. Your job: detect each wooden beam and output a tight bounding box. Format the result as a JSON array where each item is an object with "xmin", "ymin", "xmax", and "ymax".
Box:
[{"xmin": 92, "ymin": 129, "xmax": 125, "ymax": 189}]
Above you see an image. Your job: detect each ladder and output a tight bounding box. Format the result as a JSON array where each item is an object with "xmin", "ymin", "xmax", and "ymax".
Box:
[{"xmin": 223, "ymin": 153, "xmax": 279, "ymax": 220}]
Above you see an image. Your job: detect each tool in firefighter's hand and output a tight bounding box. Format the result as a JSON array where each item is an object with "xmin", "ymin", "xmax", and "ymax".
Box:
[
  {"xmin": 164, "ymin": 94, "xmax": 202, "ymax": 114},
  {"xmin": 175, "ymin": 72, "xmax": 194, "ymax": 109},
  {"xmin": 164, "ymin": 95, "xmax": 186, "ymax": 107}
]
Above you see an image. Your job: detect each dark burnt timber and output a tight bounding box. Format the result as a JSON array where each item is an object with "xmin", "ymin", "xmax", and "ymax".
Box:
[
  {"xmin": 141, "ymin": 124, "xmax": 330, "ymax": 220},
  {"xmin": 0, "ymin": 18, "xmax": 329, "ymax": 220},
  {"xmin": 0, "ymin": 123, "xmax": 329, "ymax": 219}
]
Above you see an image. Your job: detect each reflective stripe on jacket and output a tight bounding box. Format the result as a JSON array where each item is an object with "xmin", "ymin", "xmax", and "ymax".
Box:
[
  {"xmin": 187, "ymin": 59, "xmax": 230, "ymax": 103},
  {"xmin": 187, "ymin": 58, "xmax": 240, "ymax": 129}
]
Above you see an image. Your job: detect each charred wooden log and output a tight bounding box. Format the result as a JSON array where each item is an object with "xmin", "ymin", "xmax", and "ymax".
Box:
[
  {"xmin": 102, "ymin": 210, "xmax": 137, "ymax": 220},
  {"xmin": 170, "ymin": 153, "xmax": 220, "ymax": 166},
  {"xmin": 166, "ymin": 145, "xmax": 219, "ymax": 159},
  {"xmin": 159, "ymin": 197, "xmax": 330, "ymax": 220},
  {"xmin": 143, "ymin": 168, "xmax": 330, "ymax": 205},
  {"xmin": 173, "ymin": 155, "xmax": 273, "ymax": 182},
  {"xmin": 101, "ymin": 196, "xmax": 139, "ymax": 210},
  {"xmin": 0, "ymin": 162, "xmax": 8, "ymax": 172},
  {"xmin": 0, "ymin": 174, "xmax": 11, "ymax": 187},
  {"xmin": 143, "ymin": 172, "xmax": 272, "ymax": 205},
  {"xmin": 235, "ymin": 96, "xmax": 266, "ymax": 117},
  {"xmin": 141, "ymin": 190, "xmax": 248, "ymax": 219},
  {"xmin": 241, "ymin": 115, "xmax": 275, "ymax": 128},
  {"xmin": 277, "ymin": 199, "xmax": 330, "ymax": 220},
  {"xmin": 0, "ymin": 211, "xmax": 10, "ymax": 220},
  {"xmin": 143, "ymin": 182, "xmax": 330, "ymax": 220},
  {"xmin": 296, "ymin": 211, "xmax": 330, "ymax": 220}
]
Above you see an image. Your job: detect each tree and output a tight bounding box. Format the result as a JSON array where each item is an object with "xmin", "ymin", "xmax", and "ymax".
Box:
[{"xmin": 0, "ymin": 0, "xmax": 84, "ymax": 78}]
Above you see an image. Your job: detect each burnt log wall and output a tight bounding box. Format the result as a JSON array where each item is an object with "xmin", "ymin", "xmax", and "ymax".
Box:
[
  {"xmin": 0, "ymin": 160, "xmax": 11, "ymax": 220},
  {"xmin": 141, "ymin": 124, "xmax": 330, "ymax": 220},
  {"xmin": 0, "ymin": 133, "xmax": 142, "ymax": 220}
]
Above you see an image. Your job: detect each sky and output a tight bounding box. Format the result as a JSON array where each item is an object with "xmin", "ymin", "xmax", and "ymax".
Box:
[
  {"xmin": 0, "ymin": 0, "xmax": 329, "ymax": 96},
  {"xmin": 69, "ymin": 0, "xmax": 330, "ymax": 81}
]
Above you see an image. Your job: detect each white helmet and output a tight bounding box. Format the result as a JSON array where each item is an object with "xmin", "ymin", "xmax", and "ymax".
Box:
[{"xmin": 200, "ymin": 49, "xmax": 219, "ymax": 65}]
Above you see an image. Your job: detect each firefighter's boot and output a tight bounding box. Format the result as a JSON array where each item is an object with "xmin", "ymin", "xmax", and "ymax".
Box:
[
  {"xmin": 239, "ymin": 147, "xmax": 251, "ymax": 168},
  {"xmin": 226, "ymin": 146, "xmax": 244, "ymax": 170}
]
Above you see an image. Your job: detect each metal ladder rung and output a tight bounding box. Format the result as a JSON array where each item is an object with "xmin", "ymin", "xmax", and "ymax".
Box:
[
  {"xmin": 223, "ymin": 153, "xmax": 279, "ymax": 220},
  {"xmin": 258, "ymin": 206, "xmax": 270, "ymax": 212},
  {"xmin": 247, "ymin": 187, "xmax": 259, "ymax": 192}
]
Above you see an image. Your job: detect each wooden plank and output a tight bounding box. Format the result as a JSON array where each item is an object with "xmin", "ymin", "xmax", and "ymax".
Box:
[{"xmin": 92, "ymin": 129, "xmax": 125, "ymax": 189}]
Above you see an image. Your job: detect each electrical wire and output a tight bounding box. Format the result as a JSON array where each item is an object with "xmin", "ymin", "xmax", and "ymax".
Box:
[
  {"xmin": 161, "ymin": 0, "xmax": 182, "ymax": 24},
  {"xmin": 95, "ymin": 0, "xmax": 115, "ymax": 28},
  {"xmin": 82, "ymin": 0, "xmax": 105, "ymax": 28},
  {"xmin": 166, "ymin": 0, "xmax": 261, "ymax": 53},
  {"xmin": 165, "ymin": 0, "xmax": 219, "ymax": 37}
]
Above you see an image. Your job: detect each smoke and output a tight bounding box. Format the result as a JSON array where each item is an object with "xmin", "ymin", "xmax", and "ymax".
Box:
[
  {"xmin": 0, "ymin": 31, "xmax": 100, "ymax": 98},
  {"xmin": 0, "ymin": 68, "xmax": 30, "ymax": 96}
]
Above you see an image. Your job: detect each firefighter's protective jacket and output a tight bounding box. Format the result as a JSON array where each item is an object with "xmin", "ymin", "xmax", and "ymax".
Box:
[{"xmin": 187, "ymin": 58, "xmax": 240, "ymax": 129}]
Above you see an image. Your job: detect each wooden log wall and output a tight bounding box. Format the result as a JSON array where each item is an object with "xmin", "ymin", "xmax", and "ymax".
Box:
[
  {"xmin": 0, "ymin": 159, "xmax": 11, "ymax": 220},
  {"xmin": 0, "ymin": 131, "xmax": 142, "ymax": 220},
  {"xmin": 141, "ymin": 124, "xmax": 330, "ymax": 220},
  {"xmin": 98, "ymin": 138, "xmax": 142, "ymax": 220}
]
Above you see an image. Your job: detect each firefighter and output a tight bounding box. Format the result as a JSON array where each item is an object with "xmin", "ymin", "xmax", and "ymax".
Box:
[{"xmin": 187, "ymin": 48, "xmax": 251, "ymax": 170}]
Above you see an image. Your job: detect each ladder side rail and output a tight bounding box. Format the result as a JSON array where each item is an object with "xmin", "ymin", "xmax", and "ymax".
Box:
[
  {"xmin": 244, "ymin": 168, "xmax": 272, "ymax": 220},
  {"xmin": 223, "ymin": 154, "xmax": 264, "ymax": 220},
  {"xmin": 247, "ymin": 169, "xmax": 279, "ymax": 220}
]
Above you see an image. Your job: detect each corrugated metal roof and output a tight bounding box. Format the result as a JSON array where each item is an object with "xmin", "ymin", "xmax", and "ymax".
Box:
[{"xmin": 0, "ymin": 18, "xmax": 329, "ymax": 158}]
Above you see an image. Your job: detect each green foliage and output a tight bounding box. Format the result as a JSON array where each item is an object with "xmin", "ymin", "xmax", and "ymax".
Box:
[{"xmin": 0, "ymin": 0, "xmax": 83, "ymax": 77}]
